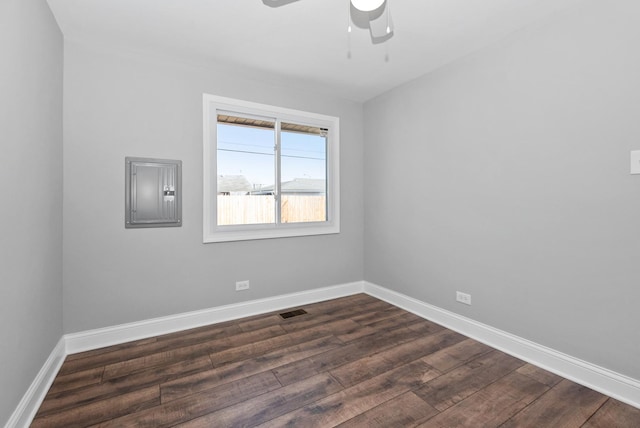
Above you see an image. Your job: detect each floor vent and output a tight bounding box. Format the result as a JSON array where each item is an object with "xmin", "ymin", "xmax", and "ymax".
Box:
[{"xmin": 279, "ymin": 309, "xmax": 308, "ymax": 319}]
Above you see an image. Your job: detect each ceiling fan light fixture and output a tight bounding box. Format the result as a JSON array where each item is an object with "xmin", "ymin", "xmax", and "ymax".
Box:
[{"xmin": 351, "ymin": 0, "xmax": 385, "ymax": 12}]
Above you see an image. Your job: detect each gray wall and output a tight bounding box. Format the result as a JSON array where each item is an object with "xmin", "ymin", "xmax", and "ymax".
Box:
[
  {"xmin": 364, "ymin": 0, "xmax": 640, "ymax": 380},
  {"xmin": 0, "ymin": 0, "xmax": 63, "ymax": 424},
  {"xmin": 63, "ymin": 42, "xmax": 364, "ymax": 333}
]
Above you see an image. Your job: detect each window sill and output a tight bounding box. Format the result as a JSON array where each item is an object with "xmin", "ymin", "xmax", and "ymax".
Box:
[{"xmin": 203, "ymin": 223, "xmax": 340, "ymax": 243}]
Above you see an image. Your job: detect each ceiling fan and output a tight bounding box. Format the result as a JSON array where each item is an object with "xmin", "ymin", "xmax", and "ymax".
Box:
[{"xmin": 263, "ymin": 0, "xmax": 394, "ymax": 44}]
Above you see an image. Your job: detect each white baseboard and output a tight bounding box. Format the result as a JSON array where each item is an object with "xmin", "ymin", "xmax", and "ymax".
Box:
[
  {"xmin": 364, "ymin": 281, "xmax": 640, "ymax": 410},
  {"xmin": 8, "ymin": 281, "xmax": 364, "ymax": 428},
  {"xmin": 4, "ymin": 337, "xmax": 66, "ymax": 428},
  {"xmin": 65, "ymin": 281, "xmax": 365, "ymax": 355},
  {"xmin": 10, "ymin": 279, "xmax": 640, "ymax": 428}
]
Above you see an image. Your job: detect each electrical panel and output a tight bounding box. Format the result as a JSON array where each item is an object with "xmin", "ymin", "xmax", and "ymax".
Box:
[{"xmin": 125, "ymin": 157, "xmax": 182, "ymax": 228}]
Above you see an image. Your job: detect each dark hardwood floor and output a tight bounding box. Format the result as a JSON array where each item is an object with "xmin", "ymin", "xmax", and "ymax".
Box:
[{"xmin": 32, "ymin": 294, "xmax": 640, "ymax": 427}]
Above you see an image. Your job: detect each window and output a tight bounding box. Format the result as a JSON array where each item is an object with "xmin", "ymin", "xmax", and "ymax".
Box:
[{"xmin": 203, "ymin": 94, "xmax": 340, "ymax": 242}]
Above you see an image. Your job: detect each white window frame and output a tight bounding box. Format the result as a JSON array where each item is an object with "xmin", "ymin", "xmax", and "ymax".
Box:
[{"xmin": 203, "ymin": 94, "xmax": 340, "ymax": 243}]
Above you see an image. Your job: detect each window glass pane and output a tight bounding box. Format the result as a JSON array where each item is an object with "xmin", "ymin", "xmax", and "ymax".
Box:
[
  {"xmin": 204, "ymin": 94, "xmax": 339, "ymax": 242},
  {"xmin": 217, "ymin": 117, "xmax": 275, "ymax": 225},
  {"xmin": 280, "ymin": 123, "xmax": 327, "ymax": 223}
]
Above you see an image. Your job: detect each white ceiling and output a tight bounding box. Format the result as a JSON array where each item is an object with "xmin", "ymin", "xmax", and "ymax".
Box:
[{"xmin": 47, "ymin": 0, "xmax": 584, "ymax": 102}]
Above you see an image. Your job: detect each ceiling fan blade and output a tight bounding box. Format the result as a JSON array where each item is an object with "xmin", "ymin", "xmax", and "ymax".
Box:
[{"xmin": 262, "ymin": 0, "xmax": 301, "ymax": 7}]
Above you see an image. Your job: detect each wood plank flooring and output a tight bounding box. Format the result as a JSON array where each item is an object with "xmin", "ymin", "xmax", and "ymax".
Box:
[{"xmin": 32, "ymin": 294, "xmax": 640, "ymax": 427}]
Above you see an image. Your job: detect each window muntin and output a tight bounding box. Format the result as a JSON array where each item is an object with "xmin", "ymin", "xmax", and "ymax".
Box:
[{"xmin": 203, "ymin": 94, "xmax": 339, "ymax": 243}]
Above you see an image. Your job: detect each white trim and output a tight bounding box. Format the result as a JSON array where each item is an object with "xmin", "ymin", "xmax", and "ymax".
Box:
[
  {"xmin": 11, "ymin": 280, "xmax": 640, "ymax": 427},
  {"xmin": 363, "ymin": 281, "xmax": 640, "ymax": 410},
  {"xmin": 5, "ymin": 338, "xmax": 66, "ymax": 428},
  {"xmin": 202, "ymin": 223, "xmax": 340, "ymax": 243},
  {"xmin": 65, "ymin": 281, "xmax": 364, "ymax": 355},
  {"xmin": 202, "ymin": 93, "xmax": 340, "ymax": 243}
]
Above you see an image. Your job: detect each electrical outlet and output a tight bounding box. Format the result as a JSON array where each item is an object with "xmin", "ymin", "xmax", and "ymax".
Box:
[
  {"xmin": 235, "ymin": 280, "xmax": 250, "ymax": 291},
  {"xmin": 456, "ymin": 291, "xmax": 471, "ymax": 305}
]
